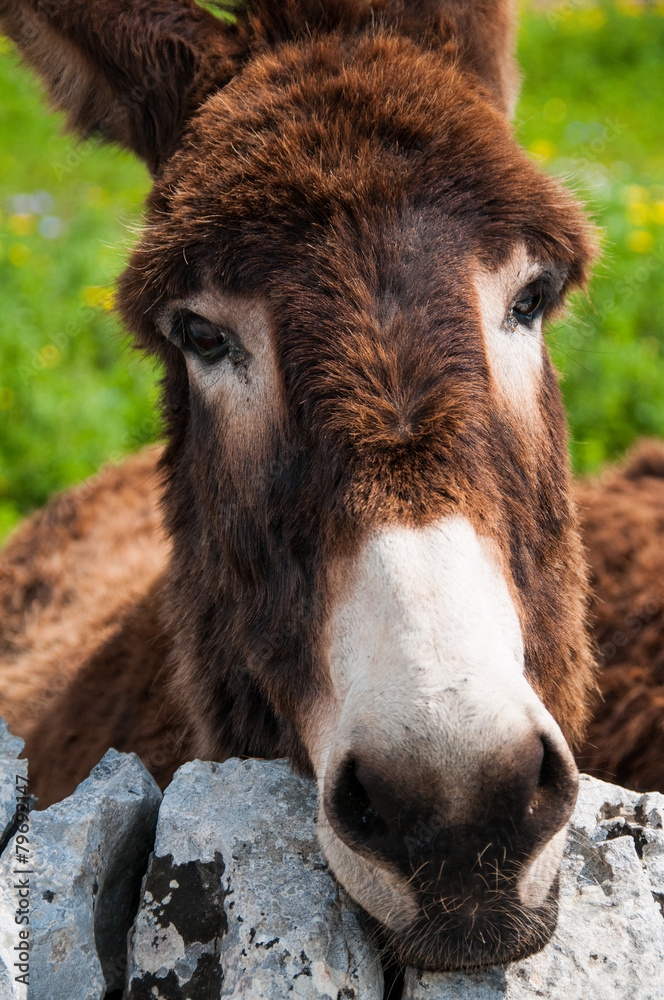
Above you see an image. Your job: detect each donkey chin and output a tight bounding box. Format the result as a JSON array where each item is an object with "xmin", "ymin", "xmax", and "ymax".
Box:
[{"xmin": 306, "ymin": 518, "xmax": 579, "ymax": 970}]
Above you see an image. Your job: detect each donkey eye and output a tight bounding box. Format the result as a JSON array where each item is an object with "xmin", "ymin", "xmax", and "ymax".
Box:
[
  {"xmin": 513, "ymin": 288, "xmax": 543, "ymax": 319},
  {"xmin": 506, "ymin": 284, "xmax": 544, "ymax": 331},
  {"xmin": 180, "ymin": 312, "xmax": 230, "ymax": 361}
]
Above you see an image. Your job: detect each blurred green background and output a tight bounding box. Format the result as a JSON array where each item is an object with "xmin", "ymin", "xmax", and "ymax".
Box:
[{"xmin": 0, "ymin": 1, "xmax": 663, "ymax": 543}]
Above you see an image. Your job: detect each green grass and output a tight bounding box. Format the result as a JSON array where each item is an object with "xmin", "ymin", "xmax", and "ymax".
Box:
[
  {"xmin": 515, "ymin": 2, "xmax": 664, "ymax": 472},
  {"xmin": 0, "ymin": 34, "xmax": 155, "ymax": 541},
  {"xmin": 1, "ymin": 2, "xmax": 663, "ymax": 542}
]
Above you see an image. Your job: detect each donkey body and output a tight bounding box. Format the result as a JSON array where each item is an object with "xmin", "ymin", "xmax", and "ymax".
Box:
[
  {"xmin": 577, "ymin": 441, "xmax": 664, "ymax": 794},
  {"xmin": 0, "ymin": 0, "xmax": 647, "ymax": 972}
]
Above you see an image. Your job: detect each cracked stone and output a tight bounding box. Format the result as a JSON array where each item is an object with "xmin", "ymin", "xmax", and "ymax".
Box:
[{"xmin": 125, "ymin": 758, "xmax": 384, "ymax": 999}]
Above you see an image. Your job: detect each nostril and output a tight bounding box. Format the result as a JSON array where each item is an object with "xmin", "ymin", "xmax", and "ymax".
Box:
[
  {"xmin": 527, "ymin": 733, "xmax": 578, "ymax": 826},
  {"xmin": 537, "ymin": 737, "xmax": 555, "ymax": 790},
  {"xmin": 327, "ymin": 756, "xmax": 389, "ymax": 847},
  {"xmin": 537, "ymin": 735, "xmax": 575, "ymax": 793}
]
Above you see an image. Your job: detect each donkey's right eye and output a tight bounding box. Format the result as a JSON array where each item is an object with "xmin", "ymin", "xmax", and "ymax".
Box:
[{"xmin": 178, "ymin": 312, "xmax": 230, "ymax": 362}]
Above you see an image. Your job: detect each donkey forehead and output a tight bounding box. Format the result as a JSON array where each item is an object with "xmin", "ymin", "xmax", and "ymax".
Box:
[
  {"xmin": 140, "ymin": 198, "xmax": 571, "ymax": 452},
  {"xmin": 144, "ymin": 38, "xmax": 590, "ymax": 292},
  {"xmin": 137, "ymin": 172, "xmax": 585, "ymax": 325}
]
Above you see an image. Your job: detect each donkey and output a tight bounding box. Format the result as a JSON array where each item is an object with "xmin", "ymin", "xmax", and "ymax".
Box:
[{"xmin": 0, "ymin": 0, "xmax": 599, "ymax": 971}]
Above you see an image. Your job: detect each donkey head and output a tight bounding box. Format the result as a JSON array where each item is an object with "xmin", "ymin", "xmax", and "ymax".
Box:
[{"xmin": 2, "ymin": 0, "xmax": 598, "ymax": 970}]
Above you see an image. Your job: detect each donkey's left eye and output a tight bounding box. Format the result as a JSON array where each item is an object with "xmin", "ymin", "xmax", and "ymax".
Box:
[
  {"xmin": 506, "ymin": 284, "xmax": 545, "ymax": 331},
  {"xmin": 179, "ymin": 312, "xmax": 230, "ymax": 361}
]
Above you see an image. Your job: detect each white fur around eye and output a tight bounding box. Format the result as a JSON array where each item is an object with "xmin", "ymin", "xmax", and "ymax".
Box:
[
  {"xmin": 475, "ymin": 247, "xmax": 545, "ymax": 412},
  {"xmin": 157, "ymin": 290, "xmax": 286, "ymax": 455}
]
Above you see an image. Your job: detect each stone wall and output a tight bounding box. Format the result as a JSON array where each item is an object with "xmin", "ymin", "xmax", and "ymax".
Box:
[{"xmin": 0, "ymin": 719, "xmax": 662, "ymax": 999}]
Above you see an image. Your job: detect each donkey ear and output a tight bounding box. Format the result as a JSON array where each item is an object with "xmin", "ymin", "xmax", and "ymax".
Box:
[
  {"xmin": 0, "ymin": 0, "xmax": 232, "ymax": 173},
  {"xmin": 413, "ymin": 0, "xmax": 520, "ymax": 117}
]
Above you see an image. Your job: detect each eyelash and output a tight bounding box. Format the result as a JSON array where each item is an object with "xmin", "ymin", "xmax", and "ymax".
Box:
[{"xmin": 175, "ymin": 310, "xmax": 231, "ymax": 362}]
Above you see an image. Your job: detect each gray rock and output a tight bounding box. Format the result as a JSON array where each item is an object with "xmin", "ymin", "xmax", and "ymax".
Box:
[
  {"xmin": 0, "ymin": 719, "xmax": 25, "ymax": 845},
  {"xmin": 125, "ymin": 757, "xmax": 384, "ymax": 1000},
  {"xmin": 403, "ymin": 774, "xmax": 664, "ymax": 1000},
  {"xmin": 0, "ymin": 962, "xmax": 13, "ymax": 1000},
  {"xmin": 0, "ymin": 749, "xmax": 161, "ymax": 1000}
]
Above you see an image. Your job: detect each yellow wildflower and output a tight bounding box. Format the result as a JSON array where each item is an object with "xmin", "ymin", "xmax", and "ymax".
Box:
[{"xmin": 627, "ymin": 230, "xmax": 655, "ymax": 254}]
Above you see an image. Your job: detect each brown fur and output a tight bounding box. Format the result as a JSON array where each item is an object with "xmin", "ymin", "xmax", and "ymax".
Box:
[
  {"xmin": 0, "ymin": 448, "xmax": 168, "ymax": 732},
  {"xmin": 24, "ymin": 585, "xmax": 191, "ymax": 805},
  {"xmin": 576, "ymin": 440, "xmax": 664, "ymax": 793}
]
